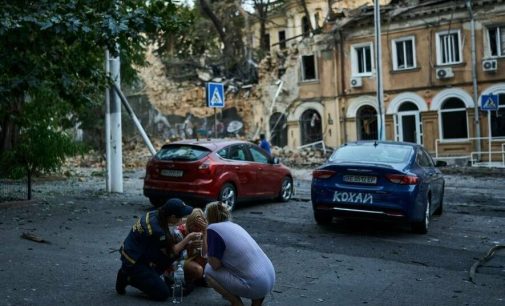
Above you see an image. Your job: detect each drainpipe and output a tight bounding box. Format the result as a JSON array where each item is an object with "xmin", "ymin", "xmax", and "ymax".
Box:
[
  {"xmin": 338, "ymin": 30, "xmax": 348, "ymax": 144},
  {"xmin": 466, "ymin": 0, "xmax": 482, "ymax": 158},
  {"xmin": 374, "ymin": 0, "xmax": 386, "ymax": 141}
]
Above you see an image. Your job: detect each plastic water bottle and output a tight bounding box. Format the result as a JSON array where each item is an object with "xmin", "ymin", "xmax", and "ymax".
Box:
[{"xmin": 172, "ymin": 262, "xmax": 184, "ymax": 304}]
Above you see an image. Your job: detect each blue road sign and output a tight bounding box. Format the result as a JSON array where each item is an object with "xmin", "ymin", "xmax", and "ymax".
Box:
[
  {"xmin": 481, "ymin": 94, "xmax": 499, "ymax": 111},
  {"xmin": 206, "ymin": 82, "xmax": 225, "ymax": 108}
]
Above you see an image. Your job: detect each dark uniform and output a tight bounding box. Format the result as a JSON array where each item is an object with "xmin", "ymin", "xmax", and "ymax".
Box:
[{"xmin": 118, "ymin": 210, "xmax": 180, "ymax": 301}]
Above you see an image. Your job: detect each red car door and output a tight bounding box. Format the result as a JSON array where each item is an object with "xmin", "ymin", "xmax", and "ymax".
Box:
[
  {"xmin": 248, "ymin": 145, "xmax": 279, "ymax": 197},
  {"xmin": 227, "ymin": 144, "xmax": 256, "ymax": 197}
]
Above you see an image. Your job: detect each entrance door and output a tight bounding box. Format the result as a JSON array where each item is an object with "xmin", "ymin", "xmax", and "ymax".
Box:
[{"xmin": 398, "ymin": 111, "xmax": 421, "ymax": 144}]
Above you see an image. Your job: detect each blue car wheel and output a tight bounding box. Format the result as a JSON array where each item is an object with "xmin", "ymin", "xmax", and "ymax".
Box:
[{"xmin": 412, "ymin": 197, "xmax": 430, "ymax": 234}]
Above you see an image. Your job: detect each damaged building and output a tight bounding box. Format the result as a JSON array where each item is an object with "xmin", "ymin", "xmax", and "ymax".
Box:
[{"xmin": 135, "ymin": 0, "xmax": 505, "ymax": 163}]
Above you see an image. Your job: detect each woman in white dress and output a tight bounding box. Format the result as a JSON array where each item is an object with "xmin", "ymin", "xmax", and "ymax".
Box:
[{"xmin": 204, "ymin": 201, "xmax": 275, "ymax": 306}]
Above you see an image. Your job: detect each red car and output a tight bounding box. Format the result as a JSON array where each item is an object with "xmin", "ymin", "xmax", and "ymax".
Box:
[{"xmin": 143, "ymin": 139, "xmax": 293, "ymax": 210}]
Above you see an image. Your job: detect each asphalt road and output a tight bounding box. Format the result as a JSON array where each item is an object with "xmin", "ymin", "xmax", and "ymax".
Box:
[{"xmin": 0, "ymin": 168, "xmax": 504, "ymax": 306}]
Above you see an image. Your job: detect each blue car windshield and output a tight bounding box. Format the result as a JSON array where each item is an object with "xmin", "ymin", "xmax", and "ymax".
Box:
[
  {"xmin": 329, "ymin": 144, "xmax": 413, "ymax": 164},
  {"xmin": 155, "ymin": 145, "xmax": 210, "ymax": 161}
]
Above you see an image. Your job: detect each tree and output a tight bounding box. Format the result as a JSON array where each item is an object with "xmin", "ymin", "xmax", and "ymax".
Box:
[
  {"xmin": 246, "ymin": 0, "xmax": 285, "ymax": 54},
  {"xmin": 199, "ymin": 0, "xmax": 247, "ymax": 77},
  {"xmin": 0, "ymin": 0, "xmax": 188, "ymax": 198}
]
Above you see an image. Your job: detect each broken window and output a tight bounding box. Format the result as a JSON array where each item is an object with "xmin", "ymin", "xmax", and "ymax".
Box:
[
  {"xmin": 301, "ymin": 55, "xmax": 317, "ymax": 81},
  {"xmin": 264, "ymin": 33, "xmax": 271, "ymax": 52},
  {"xmin": 269, "ymin": 112, "xmax": 287, "ymax": 147},
  {"xmin": 488, "ymin": 26, "xmax": 505, "ymax": 57},
  {"xmin": 357, "ymin": 105, "xmax": 377, "ymax": 140},
  {"xmin": 392, "ymin": 36, "xmax": 416, "ymax": 70},
  {"xmin": 440, "ymin": 98, "xmax": 468, "ymax": 139},
  {"xmin": 302, "ymin": 16, "xmax": 310, "ymax": 37},
  {"xmin": 278, "ymin": 30, "xmax": 286, "ymax": 50},
  {"xmin": 436, "ymin": 30, "xmax": 461, "ymax": 65},
  {"xmin": 314, "ymin": 12, "xmax": 320, "ymax": 29},
  {"xmin": 351, "ymin": 43, "xmax": 373, "ymax": 76},
  {"xmin": 491, "ymin": 94, "xmax": 505, "ymax": 137},
  {"xmin": 300, "ymin": 109, "xmax": 322, "ymax": 145}
]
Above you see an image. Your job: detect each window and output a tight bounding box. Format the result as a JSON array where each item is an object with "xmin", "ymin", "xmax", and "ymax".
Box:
[
  {"xmin": 302, "ymin": 16, "xmax": 311, "ymax": 37},
  {"xmin": 488, "ymin": 26, "xmax": 505, "ymax": 57},
  {"xmin": 351, "ymin": 43, "xmax": 373, "ymax": 76},
  {"xmin": 300, "ymin": 109, "xmax": 322, "ymax": 145},
  {"xmin": 357, "ymin": 105, "xmax": 377, "ymax": 140},
  {"xmin": 329, "ymin": 144, "xmax": 412, "ymax": 164},
  {"xmin": 263, "ymin": 33, "xmax": 271, "ymax": 52},
  {"xmin": 436, "ymin": 30, "xmax": 462, "ymax": 65},
  {"xmin": 440, "ymin": 98, "xmax": 468, "ymax": 139},
  {"xmin": 314, "ymin": 12, "xmax": 320, "ymax": 29},
  {"xmin": 278, "ymin": 30, "xmax": 286, "ymax": 50},
  {"xmin": 269, "ymin": 112, "xmax": 287, "ymax": 147},
  {"xmin": 249, "ymin": 146, "xmax": 269, "ymax": 164},
  {"xmin": 392, "ymin": 36, "xmax": 416, "ymax": 70},
  {"xmin": 491, "ymin": 94, "xmax": 505, "ymax": 137},
  {"xmin": 417, "ymin": 149, "xmax": 434, "ymax": 168},
  {"xmin": 155, "ymin": 145, "xmax": 210, "ymax": 161},
  {"xmin": 228, "ymin": 145, "xmax": 248, "ymax": 161},
  {"xmin": 301, "ymin": 55, "xmax": 317, "ymax": 81}
]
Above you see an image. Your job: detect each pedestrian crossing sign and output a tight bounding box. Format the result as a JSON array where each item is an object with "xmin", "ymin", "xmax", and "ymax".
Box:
[
  {"xmin": 206, "ymin": 82, "xmax": 225, "ymax": 108},
  {"xmin": 481, "ymin": 94, "xmax": 499, "ymax": 111}
]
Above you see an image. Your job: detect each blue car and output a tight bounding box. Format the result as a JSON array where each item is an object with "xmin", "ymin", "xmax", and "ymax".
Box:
[{"xmin": 311, "ymin": 141, "xmax": 446, "ymax": 234}]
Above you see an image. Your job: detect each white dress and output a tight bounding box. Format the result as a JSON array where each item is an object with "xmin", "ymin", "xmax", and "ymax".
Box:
[{"xmin": 204, "ymin": 221, "xmax": 275, "ymax": 299}]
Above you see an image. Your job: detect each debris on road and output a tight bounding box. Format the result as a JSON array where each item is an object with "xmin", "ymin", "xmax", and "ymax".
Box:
[
  {"xmin": 21, "ymin": 232, "xmax": 50, "ymax": 244},
  {"xmin": 469, "ymin": 244, "xmax": 505, "ymax": 283}
]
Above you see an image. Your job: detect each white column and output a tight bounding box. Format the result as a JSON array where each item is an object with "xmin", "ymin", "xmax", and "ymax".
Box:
[{"xmin": 109, "ymin": 51, "xmax": 123, "ymax": 193}]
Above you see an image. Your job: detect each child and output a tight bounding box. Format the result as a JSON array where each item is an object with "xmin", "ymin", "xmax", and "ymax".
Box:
[{"xmin": 177, "ymin": 208, "xmax": 208, "ymax": 287}]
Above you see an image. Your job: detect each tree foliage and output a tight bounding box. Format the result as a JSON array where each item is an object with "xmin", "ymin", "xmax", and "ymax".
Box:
[
  {"xmin": 0, "ymin": 0, "xmax": 188, "ymax": 188},
  {"xmin": 156, "ymin": 0, "xmax": 287, "ymax": 83}
]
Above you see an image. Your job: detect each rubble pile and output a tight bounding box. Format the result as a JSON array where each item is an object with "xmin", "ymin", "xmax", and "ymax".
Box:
[
  {"xmin": 62, "ymin": 137, "xmax": 330, "ymax": 176},
  {"xmin": 272, "ymin": 146, "xmax": 330, "ymax": 168}
]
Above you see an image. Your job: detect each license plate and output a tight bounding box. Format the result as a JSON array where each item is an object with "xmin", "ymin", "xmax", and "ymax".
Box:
[
  {"xmin": 333, "ymin": 191, "xmax": 373, "ymax": 204},
  {"xmin": 160, "ymin": 169, "xmax": 183, "ymax": 177},
  {"xmin": 343, "ymin": 175, "xmax": 377, "ymax": 184}
]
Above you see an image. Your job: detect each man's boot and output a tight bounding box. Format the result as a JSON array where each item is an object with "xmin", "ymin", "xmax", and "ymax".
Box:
[{"xmin": 115, "ymin": 268, "xmax": 128, "ymax": 295}]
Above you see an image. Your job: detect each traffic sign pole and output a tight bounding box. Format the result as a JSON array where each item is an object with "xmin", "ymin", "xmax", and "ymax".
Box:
[{"xmin": 206, "ymin": 82, "xmax": 225, "ymax": 139}]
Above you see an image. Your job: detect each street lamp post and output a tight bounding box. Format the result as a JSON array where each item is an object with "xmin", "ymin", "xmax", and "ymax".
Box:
[{"xmin": 466, "ymin": 0, "xmax": 482, "ymax": 158}]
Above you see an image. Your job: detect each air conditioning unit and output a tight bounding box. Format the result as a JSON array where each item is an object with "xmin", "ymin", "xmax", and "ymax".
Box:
[
  {"xmin": 482, "ymin": 59, "xmax": 498, "ymax": 72},
  {"xmin": 436, "ymin": 67, "xmax": 454, "ymax": 79},
  {"xmin": 350, "ymin": 77, "xmax": 362, "ymax": 88}
]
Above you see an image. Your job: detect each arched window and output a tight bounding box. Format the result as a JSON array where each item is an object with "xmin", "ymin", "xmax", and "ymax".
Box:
[
  {"xmin": 491, "ymin": 93, "xmax": 505, "ymax": 137},
  {"xmin": 440, "ymin": 97, "xmax": 468, "ymax": 139},
  {"xmin": 357, "ymin": 106, "xmax": 377, "ymax": 140},
  {"xmin": 300, "ymin": 109, "xmax": 322, "ymax": 145},
  {"xmin": 398, "ymin": 102, "xmax": 418, "ymax": 112},
  {"xmin": 269, "ymin": 112, "xmax": 287, "ymax": 147}
]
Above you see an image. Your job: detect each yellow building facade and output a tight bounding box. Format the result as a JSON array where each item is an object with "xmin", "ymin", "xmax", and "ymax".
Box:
[{"xmin": 255, "ymin": 0, "xmax": 505, "ymax": 162}]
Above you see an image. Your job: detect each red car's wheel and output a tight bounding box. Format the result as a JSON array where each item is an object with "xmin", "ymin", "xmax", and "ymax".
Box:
[
  {"xmin": 277, "ymin": 177, "xmax": 293, "ymax": 202},
  {"xmin": 219, "ymin": 183, "xmax": 237, "ymax": 211}
]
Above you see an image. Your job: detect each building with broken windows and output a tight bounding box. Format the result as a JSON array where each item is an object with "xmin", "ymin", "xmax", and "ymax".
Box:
[{"xmin": 255, "ymin": 0, "xmax": 505, "ymax": 162}]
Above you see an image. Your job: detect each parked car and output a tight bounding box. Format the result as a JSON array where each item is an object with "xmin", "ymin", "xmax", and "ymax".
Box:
[
  {"xmin": 143, "ymin": 139, "xmax": 293, "ymax": 210},
  {"xmin": 311, "ymin": 141, "xmax": 446, "ymax": 234}
]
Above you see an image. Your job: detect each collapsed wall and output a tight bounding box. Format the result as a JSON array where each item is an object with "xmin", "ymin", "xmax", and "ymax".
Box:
[{"xmin": 135, "ymin": 44, "xmax": 302, "ymax": 144}]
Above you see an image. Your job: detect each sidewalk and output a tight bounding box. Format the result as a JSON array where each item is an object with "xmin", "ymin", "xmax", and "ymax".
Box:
[{"xmin": 291, "ymin": 168, "xmax": 312, "ymax": 202}]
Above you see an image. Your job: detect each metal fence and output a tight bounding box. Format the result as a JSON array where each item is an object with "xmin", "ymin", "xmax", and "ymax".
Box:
[
  {"xmin": 435, "ymin": 136, "xmax": 505, "ymax": 168},
  {"xmin": 0, "ymin": 178, "xmax": 28, "ymax": 202}
]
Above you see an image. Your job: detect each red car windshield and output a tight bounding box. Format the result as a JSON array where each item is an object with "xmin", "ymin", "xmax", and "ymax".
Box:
[{"xmin": 155, "ymin": 145, "xmax": 211, "ymax": 161}]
